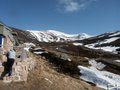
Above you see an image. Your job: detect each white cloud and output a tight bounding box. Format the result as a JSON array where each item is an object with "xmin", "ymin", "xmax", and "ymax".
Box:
[
  {"xmin": 57, "ymin": 0, "xmax": 97, "ymax": 12},
  {"xmin": 65, "ymin": 2, "xmax": 80, "ymax": 12}
]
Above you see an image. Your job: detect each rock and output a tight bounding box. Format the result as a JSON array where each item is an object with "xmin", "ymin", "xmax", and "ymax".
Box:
[{"xmin": 0, "ymin": 57, "xmax": 35, "ymax": 83}]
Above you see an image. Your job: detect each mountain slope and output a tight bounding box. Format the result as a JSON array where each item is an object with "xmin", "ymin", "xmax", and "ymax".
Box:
[
  {"xmin": 11, "ymin": 27, "xmax": 120, "ymax": 54},
  {"xmin": 9, "ymin": 27, "xmax": 120, "ymax": 90},
  {"xmin": 28, "ymin": 30, "xmax": 91, "ymax": 42},
  {"xmin": 11, "ymin": 27, "xmax": 39, "ymax": 44},
  {"xmin": 0, "ymin": 53, "xmax": 102, "ymax": 90},
  {"xmin": 11, "ymin": 27, "xmax": 91, "ymax": 43},
  {"xmin": 73, "ymin": 31, "xmax": 120, "ymax": 53}
]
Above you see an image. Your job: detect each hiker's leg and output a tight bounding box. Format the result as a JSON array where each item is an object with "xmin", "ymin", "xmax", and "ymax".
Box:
[
  {"xmin": 8, "ymin": 59, "xmax": 15, "ymax": 76},
  {"xmin": 0, "ymin": 61, "xmax": 9, "ymax": 79}
]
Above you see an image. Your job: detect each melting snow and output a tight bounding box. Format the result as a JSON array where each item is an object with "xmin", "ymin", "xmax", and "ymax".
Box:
[
  {"xmin": 24, "ymin": 43, "xmax": 36, "ymax": 51},
  {"xmin": 85, "ymin": 44, "xmax": 119, "ymax": 52},
  {"xmin": 33, "ymin": 51, "xmax": 45, "ymax": 55},
  {"xmin": 78, "ymin": 65, "xmax": 120, "ymax": 90},
  {"xmin": 73, "ymin": 43, "xmax": 83, "ymax": 46},
  {"xmin": 100, "ymin": 46, "xmax": 119, "ymax": 52},
  {"xmin": 100, "ymin": 37, "xmax": 119, "ymax": 44},
  {"xmin": 109, "ymin": 32, "xmax": 120, "ymax": 37},
  {"xmin": 72, "ymin": 35, "xmax": 120, "ymax": 53},
  {"xmin": 115, "ymin": 60, "xmax": 120, "ymax": 63},
  {"xmin": 89, "ymin": 60, "xmax": 106, "ymax": 70}
]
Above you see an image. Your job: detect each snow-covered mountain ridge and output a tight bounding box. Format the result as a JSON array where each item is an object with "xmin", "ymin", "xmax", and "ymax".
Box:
[
  {"xmin": 73, "ymin": 31, "xmax": 120, "ymax": 53},
  {"xmin": 27, "ymin": 30, "xmax": 91, "ymax": 42}
]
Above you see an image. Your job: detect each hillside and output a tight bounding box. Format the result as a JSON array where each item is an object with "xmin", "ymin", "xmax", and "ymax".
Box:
[
  {"xmin": 0, "ymin": 27, "xmax": 103, "ymax": 90},
  {"xmin": 74, "ymin": 31, "xmax": 120, "ymax": 54},
  {"xmin": 11, "ymin": 27, "xmax": 39, "ymax": 44},
  {"xmin": 9, "ymin": 27, "xmax": 120, "ymax": 89},
  {"xmin": 0, "ymin": 53, "xmax": 102, "ymax": 90},
  {"xmin": 31, "ymin": 43, "xmax": 120, "ymax": 89}
]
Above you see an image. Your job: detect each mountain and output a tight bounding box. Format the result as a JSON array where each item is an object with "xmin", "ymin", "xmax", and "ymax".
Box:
[
  {"xmin": 73, "ymin": 31, "xmax": 120, "ymax": 54},
  {"xmin": 27, "ymin": 30, "xmax": 91, "ymax": 42},
  {"xmin": 9, "ymin": 27, "xmax": 120, "ymax": 90},
  {"xmin": 11, "ymin": 27, "xmax": 120, "ymax": 53}
]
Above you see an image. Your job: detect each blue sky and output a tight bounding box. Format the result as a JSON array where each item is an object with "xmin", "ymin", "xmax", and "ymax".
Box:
[{"xmin": 0, "ymin": 0, "xmax": 120, "ymax": 35}]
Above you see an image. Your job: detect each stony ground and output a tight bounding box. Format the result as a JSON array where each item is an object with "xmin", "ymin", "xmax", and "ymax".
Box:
[{"xmin": 0, "ymin": 54, "xmax": 103, "ymax": 90}]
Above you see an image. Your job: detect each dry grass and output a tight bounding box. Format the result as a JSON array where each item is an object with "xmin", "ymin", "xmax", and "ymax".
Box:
[{"xmin": 0, "ymin": 54, "xmax": 102, "ymax": 90}]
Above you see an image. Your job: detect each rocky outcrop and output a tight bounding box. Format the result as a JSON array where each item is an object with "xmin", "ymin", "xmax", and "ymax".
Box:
[{"xmin": 0, "ymin": 57, "xmax": 36, "ymax": 83}]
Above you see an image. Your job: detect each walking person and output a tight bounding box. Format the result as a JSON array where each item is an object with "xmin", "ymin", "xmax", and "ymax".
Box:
[
  {"xmin": 6, "ymin": 48, "xmax": 16, "ymax": 76},
  {"xmin": 0, "ymin": 48, "xmax": 16, "ymax": 79}
]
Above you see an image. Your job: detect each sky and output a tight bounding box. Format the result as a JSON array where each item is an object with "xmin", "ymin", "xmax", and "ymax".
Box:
[{"xmin": 0, "ymin": 0, "xmax": 120, "ymax": 35}]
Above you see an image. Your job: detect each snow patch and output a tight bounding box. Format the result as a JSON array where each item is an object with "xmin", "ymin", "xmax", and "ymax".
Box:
[
  {"xmin": 100, "ymin": 37, "xmax": 119, "ymax": 44},
  {"xmin": 109, "ymin": 32, "xmax": 120, "ymax": 37},
  {"xmin": 73, "ymin": 43, "xmax": 83, "ymax": 46},
  {"xmin": 85, "ymin": 44, "xmax": 119, "ymax": 53},
  {"xmin": 115, "ymin": 60, "xmax": 120, "ymax": 63},
  {"xmin": 84, "ymin": 36, "xmax": 120, "ymax": 53},
  {"xmin": 78, "ymin": 65, "xmax": 120, "ymax": 89},
  {"xmin": 100, "ymin": 46, "xmax": 119, "ymax": 52},
  {"xmin": 24, "ymin": 43, "xmax": 36, "ymax": 51},
  {"xmin": 89, "ymin": 60, "xmax": 106, "ymax": 70},
  {"xmin": 33, "ymin": 51, "xmax": 45, "ymax": 55}
]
